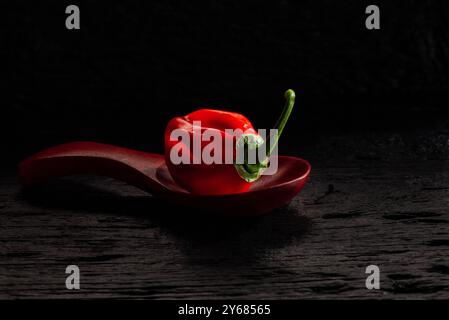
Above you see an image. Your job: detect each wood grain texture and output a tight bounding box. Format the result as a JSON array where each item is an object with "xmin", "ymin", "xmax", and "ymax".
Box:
[{"xmin": 1, "ymin": 158, "xmax": 449, "ymax": 299}]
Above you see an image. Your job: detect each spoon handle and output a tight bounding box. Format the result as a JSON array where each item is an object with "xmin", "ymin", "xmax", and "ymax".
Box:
[{"xmin": 19, "ymin": 141, "xmax": 169, "ymax": 194}]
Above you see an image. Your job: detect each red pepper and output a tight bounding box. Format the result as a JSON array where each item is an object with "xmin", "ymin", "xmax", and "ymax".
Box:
[{"xmin": 164, "ymin": 89, "xmax": 295, "ymax": 195}]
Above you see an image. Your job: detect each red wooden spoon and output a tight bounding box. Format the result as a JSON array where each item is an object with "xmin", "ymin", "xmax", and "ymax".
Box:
[{"xmin": 19, "ymin": 142, "xmax": 311, "ymax": 216}]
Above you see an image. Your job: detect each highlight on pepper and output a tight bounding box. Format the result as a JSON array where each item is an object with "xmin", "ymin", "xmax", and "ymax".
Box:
[{"xmin": 164, "ymin": 89, "xmax": 296, "ymax": 195}]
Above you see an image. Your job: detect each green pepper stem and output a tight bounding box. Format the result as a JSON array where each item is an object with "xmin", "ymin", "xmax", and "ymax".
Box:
[
  {"xmin": 234, "ymin": 89, "xmax": 295, "ymax": 182},
  {"xmin": 263, "ymin": 89, "xmax": 295, "ymax": 161}
]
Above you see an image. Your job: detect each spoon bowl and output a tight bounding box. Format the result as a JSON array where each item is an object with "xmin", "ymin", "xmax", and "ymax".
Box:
[{"xmin": 19, "ymin": 142, "xmax": 311, "ymax": 216}]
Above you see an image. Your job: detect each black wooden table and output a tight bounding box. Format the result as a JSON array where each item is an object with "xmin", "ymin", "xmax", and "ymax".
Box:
[{"xmin": 1, "ymin": 132, "xmax": 449, "ymax": 299}]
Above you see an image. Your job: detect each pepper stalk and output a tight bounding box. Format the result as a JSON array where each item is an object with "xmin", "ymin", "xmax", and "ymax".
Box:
[{"xmin": 235, "ymin": 89, "xmax": 295, "ymax": 182}]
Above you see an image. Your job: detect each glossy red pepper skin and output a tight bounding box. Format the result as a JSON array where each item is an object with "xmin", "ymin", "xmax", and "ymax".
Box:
[
  {"xmin": 164, "ymin": 109, "xmax": 258, "ymax": 195},
  {"xmin": 165, "ymin": 90, "xmax": 296, "ymax": 196}
]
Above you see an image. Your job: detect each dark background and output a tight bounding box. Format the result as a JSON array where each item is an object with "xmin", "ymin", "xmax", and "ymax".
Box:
[
  {"xmin": 5, "ymin": 0, "xmax": 449, "ymax": 164},
  {"xmin": 3, "ymin": 1, "xmax": 449, "ymax": 300}
]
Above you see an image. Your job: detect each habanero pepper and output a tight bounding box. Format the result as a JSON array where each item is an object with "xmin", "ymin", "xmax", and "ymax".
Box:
[{"xmin": 164, "ymin": 89, "xmax": 295, "ymax": 195}]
